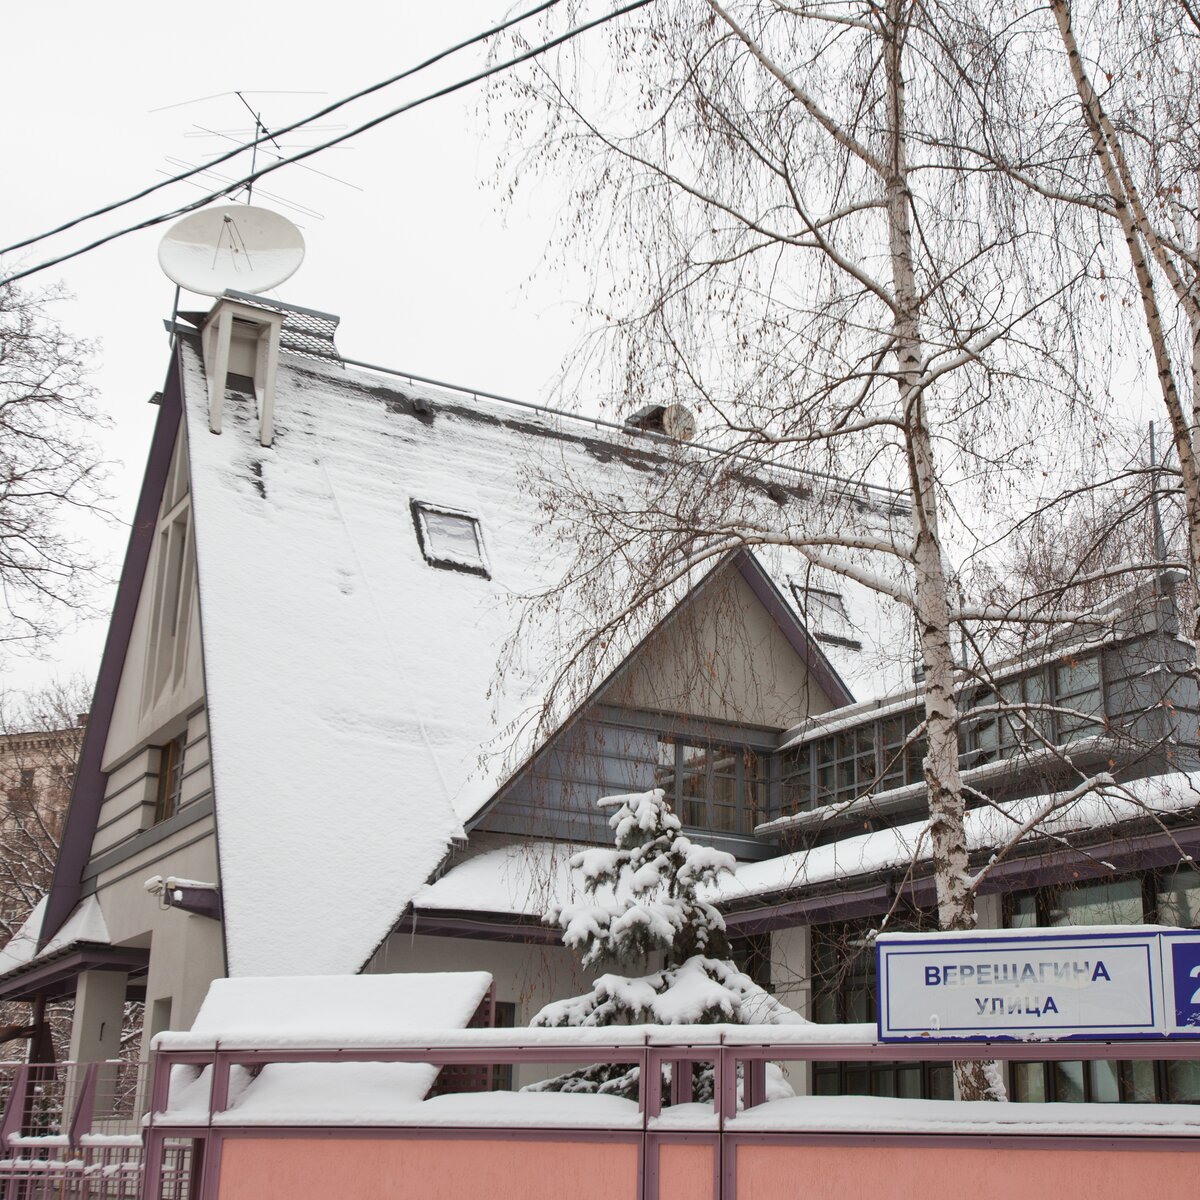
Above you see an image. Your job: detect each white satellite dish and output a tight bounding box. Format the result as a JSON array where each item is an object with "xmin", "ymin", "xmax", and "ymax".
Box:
[
  {"xmin": 661, "ymin": 403, "xmax": 697, "ymax": 442},
  {"xmin": 158, "ymin": 204, "xmax": 305, "ymax": 297}
]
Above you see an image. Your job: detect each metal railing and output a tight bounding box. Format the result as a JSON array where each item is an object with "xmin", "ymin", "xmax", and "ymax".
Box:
[{"xmin": 0, "ymin": 1060, "xmax": 151, "ymax": 1199}]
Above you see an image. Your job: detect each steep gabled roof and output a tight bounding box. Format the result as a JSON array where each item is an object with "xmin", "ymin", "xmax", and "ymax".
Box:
[
  {"xmin": 41, "ymin": 305, "xmax": 906, "ymax": 981},
  {"xmin": 176, "ymin": 336, "xmax": 866, "ymax": 976}
]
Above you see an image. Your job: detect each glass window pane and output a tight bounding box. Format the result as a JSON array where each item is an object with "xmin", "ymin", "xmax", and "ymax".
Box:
[
  {"xmin": 1089, "ymin": 1060, "xmax": 1121, "ymax": 1103},
  {"xmin": 742, "ymin": 750, "xmax": 764, "ymax": 830},
  {"xmin": 813, "ymin": 1067, "xmax": 839, "ymax": 1095},
  {"xmin": 896, "ymin": 1066, "xmax": 922, "ymax": 1098},
  {"xmin": 1055, "ymin": 878, "xmax": 1143, "ymax": 926},
  {"xmin": 1159, "ymin": 867, "xmax": 1200, "ymax": 927},
  {"xmin": 1167, "ymin": 1060, "xmax": 1200, "ymax": 1103},
  {"xmin": 1053, "ymin": 1061, "xmax": 1085, "ymax": 1103},
  {"xmin": 928, "ymin": 1065, "xmax": 954, "ymax": 1101},
  {"xmin": 1009, "ymin": 894, "xmax": 1039, "ymax": 928},
  {"xmin": 1011, "ymin": 1063, "xmax": 1045, "ymax": 1103},
  {"xmin": 1120, "ymin": 1060, "xmax": 1158, "ymax": 1103},
  {"xmin": 421, "ymin": 509, "xmax": 484, "ymax": 566},
  {"xmin": 654, "ymin": 739, "xmax": 676, "ymax": 795},
  {"xmin": 905, "ymin": 734, "xmax": 925, "ymax": 785},
  {"xmin": 680, "ymin": 745, "xmax": 707, "ymax": 827},
  {"xmin": 843, "ymin": 1067, "xmax": 870, "ymax": 1096}
]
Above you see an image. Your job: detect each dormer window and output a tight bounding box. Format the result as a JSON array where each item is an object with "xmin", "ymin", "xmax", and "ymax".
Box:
[{"xmin": 412, "ymin": 502, "xmax": 489, "ymax": 577}]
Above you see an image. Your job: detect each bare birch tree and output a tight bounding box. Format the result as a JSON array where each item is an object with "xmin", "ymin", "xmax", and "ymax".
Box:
[{"xmin": 492, "ymin": 0, "xmax": 1126, "ymax": 1099}]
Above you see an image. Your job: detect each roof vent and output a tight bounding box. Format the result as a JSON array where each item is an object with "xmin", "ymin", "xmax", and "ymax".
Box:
[{"xmin": 624, "ymin": 403, "xmax": 697, "ymax": 441}]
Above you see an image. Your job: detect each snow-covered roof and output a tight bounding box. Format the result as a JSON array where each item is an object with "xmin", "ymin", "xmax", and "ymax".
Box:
[
  {"xmin": 0, "ymin": 896, "xmax": 111, "ymax": 981},
  {"xmin": 182, "ymin": 342, "xmax": 855, "ymax": 978},
  {"xmin": 416, "ymin": 770, "xmax": 1200, "ymax": 920},
  {"xmin": 774, "ymin": 561, "xmax": 918, "ymax": 707}
]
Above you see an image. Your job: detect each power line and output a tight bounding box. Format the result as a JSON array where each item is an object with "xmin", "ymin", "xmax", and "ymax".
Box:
[
  {"xmin": 1, "ymin": 0, "xmax": 654, "ymax": 289},
  {"xmin": 0, "ymin": 0, "xmax": 560, "ymax": 261}
]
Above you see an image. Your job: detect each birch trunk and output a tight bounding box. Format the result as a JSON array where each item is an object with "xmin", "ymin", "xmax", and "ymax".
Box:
[{"xmin": 883, "ymin": 0, "xmax": 1002, "ymax": 1101}]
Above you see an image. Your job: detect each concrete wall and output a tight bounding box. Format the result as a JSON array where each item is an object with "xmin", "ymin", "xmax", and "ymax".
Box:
[{"xmin": 71, "ymin": 422, "xmax": 226, "ymax": 1061}]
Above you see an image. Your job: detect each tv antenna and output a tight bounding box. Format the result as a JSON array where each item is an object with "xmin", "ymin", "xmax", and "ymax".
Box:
[{"xmin": 151, "ymin": 89, "xmax": 361, "ymax": 220}]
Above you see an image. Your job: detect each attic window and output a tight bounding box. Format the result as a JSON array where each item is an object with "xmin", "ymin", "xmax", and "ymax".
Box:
[
  {"xmin": 790, "ymin": 584, "xmax": 847, "ymax": 623},
  {"xmin": 412, "ymin": 502, "xmax": 489, "ymax": 578}
]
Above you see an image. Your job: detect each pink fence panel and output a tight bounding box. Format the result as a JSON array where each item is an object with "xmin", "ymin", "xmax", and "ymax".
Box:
[
  {"xmin": 731, "ymin": 1137, "xmax": 1199, "ymax": 1200},
  {"xmin": 214, "ymin": 1133, "xmax": 640, "ymax": 1200}
]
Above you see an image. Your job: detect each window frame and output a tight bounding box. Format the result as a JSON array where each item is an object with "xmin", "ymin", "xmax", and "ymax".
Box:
[
  {"xmin": 410, "ymin": 500, "xmax": 490, "ymax": 578},
  {"xmin": 154, "ymin": 732, "xmax": 187, "ymax": 825},
  {"xmin": 655, "ymin": 735, "xmax": 764, "ymax": 836}
]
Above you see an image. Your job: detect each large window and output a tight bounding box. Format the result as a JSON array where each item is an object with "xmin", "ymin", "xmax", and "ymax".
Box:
[
  {"xmin": 811, "ymin": 918, "xmax": 952, "ymax": 1099},
  {"xmin": 781, "ymin": 710, "xmax": 925, "ymax": 815},
  {"xmin": 654, "ymin": 737, "xmax": 764, "ymax": 835}
]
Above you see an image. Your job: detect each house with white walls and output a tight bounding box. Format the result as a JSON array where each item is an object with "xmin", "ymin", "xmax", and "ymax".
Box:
[{"xmin": 3, "ymin": 291, "xmax": 1199, "ymax": 1107}]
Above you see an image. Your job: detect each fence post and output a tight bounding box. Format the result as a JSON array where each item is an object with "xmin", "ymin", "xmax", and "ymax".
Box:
[
  {"xmin": 67, "ymin": 1062, "xmax": 98, "ymax": 1146},
  {"xmin": 741, "ymin": 1057, "xmax": 766, "ymax": 1111},
  {"xmin": 0, "ymin": 1065, "xmax": 30, "ymax": 1148}
]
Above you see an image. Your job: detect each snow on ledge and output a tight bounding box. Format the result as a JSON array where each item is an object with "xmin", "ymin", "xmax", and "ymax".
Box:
[
  {"xmin": 730, "ymin": 1094, "xmax": 1200, "ymax": 1137},
  {"xmin": 156, "ymin": 972, "xmax": 493, "ymax": 1052}
]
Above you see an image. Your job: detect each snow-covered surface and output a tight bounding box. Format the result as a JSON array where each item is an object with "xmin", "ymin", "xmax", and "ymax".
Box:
[
  {"xmin": 417, "ymin": 771, "xmax": 1200, "ymax": 918},
  {"xmin": 416, "ymin": 841, "xmax": 576, "ymax": 915},
  {"xmin": 157, "ymin": 1020, "xmax": 878, "ymax": 1053},
  {"xmin": 0, "ymin": 896, "xmax": 111, "ymax": 980},
  {"xmin": 210, "ymin": 1087, "xmax": 644, "ymax": 1128},
  {"xmin": 778, "ymin": 562, "xmax": 918, "ymax": 704},
  {"xmin": 156, "ymin": 972, "xmax": 493, "ymax": 1051},
  {"xmin": 730, "ymin": 1094, "xmax": 1200, "ymax": 1136},
  {"xmin": 0, "ymin": 898, "xmax": 45, "ymax": 976},
  {"xmin": 157, "ymin": 972, "xmax": 494, "ymax": 1123},
  {"xmin": 181, "ymin": 344, "xmax": 655, "ymax": 976},
  {"xmin": 182, "ymin": 344, "xmax": 832, "ymax": 977},
  {"xmin": 729, "ymin": 769, "xmax": 1200, "ymax": 902}
]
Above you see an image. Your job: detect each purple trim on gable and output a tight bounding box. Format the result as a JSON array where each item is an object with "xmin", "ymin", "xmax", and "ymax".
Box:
[
  {"xmin": 732, "ymin": 551, "xmax": 855, "ymax": 708},
  {"xmin": 38, "ymin": 352, "xmax": 184, "ymax": 951}
]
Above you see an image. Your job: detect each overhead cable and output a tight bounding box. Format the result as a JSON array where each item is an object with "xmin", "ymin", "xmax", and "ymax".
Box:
[
  {"xmin": 0, "ymin": 0, "xmax": 560, "ymax": 260},
  {"xmin": 2, "ymin": 0, "xmax": 654, "ymax": 288}
]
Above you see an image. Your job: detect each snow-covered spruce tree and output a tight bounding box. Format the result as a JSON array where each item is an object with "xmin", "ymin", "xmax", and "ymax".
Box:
[{"xmin": 527, "ymin": 787, "xmax": 802, "ymax": 1100}]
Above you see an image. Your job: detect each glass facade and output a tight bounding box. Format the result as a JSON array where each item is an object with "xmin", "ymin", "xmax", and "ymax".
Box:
[
  {"xmin": 809, "ymin": 869, "xmax": 1200, "ymax": 1104},
  {"xmin": 811, "ymin": 917, "xmax": 952, "ymax": 1100},
  {"xmin": 781, "ymin": 653, "xmax": 1104, "ymax": 816}
]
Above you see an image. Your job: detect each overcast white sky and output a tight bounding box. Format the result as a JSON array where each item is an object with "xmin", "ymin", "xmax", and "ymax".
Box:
[{"xmin": 4, "ymin": 1, "xmax": 598, "ymax": 694}]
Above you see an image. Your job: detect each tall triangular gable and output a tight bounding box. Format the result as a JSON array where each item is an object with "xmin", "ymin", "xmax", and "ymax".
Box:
[{"xmin": 39, "ymin": 356, "xmax": 186, "ymax": 950}]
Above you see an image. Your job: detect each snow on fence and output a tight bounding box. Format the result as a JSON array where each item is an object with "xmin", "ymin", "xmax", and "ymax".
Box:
[{"xmin": 143, "ymin": 1027, "xmax": 1200, "ymax": 1200}]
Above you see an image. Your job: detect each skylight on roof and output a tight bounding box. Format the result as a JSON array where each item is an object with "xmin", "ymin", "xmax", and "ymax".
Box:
[{"xmin": 412, "ymin": 502, "xmax": 489, "ymax": 577}]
